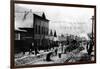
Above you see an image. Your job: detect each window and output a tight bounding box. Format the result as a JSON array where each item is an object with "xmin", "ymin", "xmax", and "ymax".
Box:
[
  {"xmin": 38, "ymin": 25, "xmax": 40, "ymax": 34},
  {"xmin": 15, "ymin": 33, "xmax": 20, "ymax": 40}
]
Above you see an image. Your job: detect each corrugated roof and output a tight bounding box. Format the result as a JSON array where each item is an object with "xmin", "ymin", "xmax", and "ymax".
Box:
[{"xmin": 15, "ymin": 28, "xmax": 27, "ymax": 32}]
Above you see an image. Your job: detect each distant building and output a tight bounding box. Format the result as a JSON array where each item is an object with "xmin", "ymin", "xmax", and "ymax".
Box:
[{"xmin": 58, "ymin": 35, "xmax": 67, "ymax": 42}]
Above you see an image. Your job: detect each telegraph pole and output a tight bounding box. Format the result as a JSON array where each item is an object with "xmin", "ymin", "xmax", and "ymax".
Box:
[{"xmin": 91, "ymin": 16, "xmax": 94, "ymax": 42}]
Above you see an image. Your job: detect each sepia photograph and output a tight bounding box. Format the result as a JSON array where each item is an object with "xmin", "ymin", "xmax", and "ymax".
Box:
[{"xmin": 11, "ymin": 1, "xmax": 96, "ymax": 68}]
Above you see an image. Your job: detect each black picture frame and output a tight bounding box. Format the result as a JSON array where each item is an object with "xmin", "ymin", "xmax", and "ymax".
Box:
[{"xmin": 10, "ymin": 0, "xmax": 96, "ymax": 68}]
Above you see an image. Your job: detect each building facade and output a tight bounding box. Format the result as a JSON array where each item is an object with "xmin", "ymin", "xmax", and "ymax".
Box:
[
  {"xmin": 15, "ymin": 10, "xmax": 49, "ymax": 53},
  {"xmin": 33, "ymin": 13, "xmax": 49, "ymax": 49}
]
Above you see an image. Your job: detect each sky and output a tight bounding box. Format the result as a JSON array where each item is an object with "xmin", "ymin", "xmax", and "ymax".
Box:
[{"xmin": 15, "ymin": 4, "xmax": 94, "ymax": 36}]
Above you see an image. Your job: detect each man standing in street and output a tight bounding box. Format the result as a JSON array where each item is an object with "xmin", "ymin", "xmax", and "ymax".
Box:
[{"xmin": 58, "ymin": 43, "xmax": 62, "ymax": 58}]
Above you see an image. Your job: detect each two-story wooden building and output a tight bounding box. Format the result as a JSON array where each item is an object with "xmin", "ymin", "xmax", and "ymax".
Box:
[{"xmin": 15, "ymin": 10, "xmax": 49, "ymax": 53}]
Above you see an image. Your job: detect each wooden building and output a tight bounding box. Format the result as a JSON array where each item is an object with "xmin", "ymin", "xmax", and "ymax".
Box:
[{"xmin": 15, "ymin": 10, "xmax": 49, "ymax": 53}]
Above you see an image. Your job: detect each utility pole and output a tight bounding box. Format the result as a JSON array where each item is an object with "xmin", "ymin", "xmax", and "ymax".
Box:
[
  {"xmin": 87, "ymin": 16, "xmax": 95, "ymax": 56},
  {"xmin": 91, "ymin": 16, "xmax": 94, "ymax": 41}
]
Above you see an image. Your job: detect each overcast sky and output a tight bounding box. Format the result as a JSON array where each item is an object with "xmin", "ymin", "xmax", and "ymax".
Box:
[{"xmin": 15, "ymin": 4, "xmax": 94, "ymax": 36}]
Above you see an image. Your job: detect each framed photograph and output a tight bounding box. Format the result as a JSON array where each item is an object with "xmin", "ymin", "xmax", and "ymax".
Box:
[{"xmin": 10, "ymin": 0, "xmax": 96, "ymax": 68}]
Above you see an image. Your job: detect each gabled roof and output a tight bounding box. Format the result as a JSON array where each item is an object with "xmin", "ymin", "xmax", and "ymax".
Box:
[
  {"xmin": 15, "ymin": 7, "xmax": 49, "ymax": 30},
  {"xmin": 15, "ymin": 10, "xmax": 33, "ymax": 29}
]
